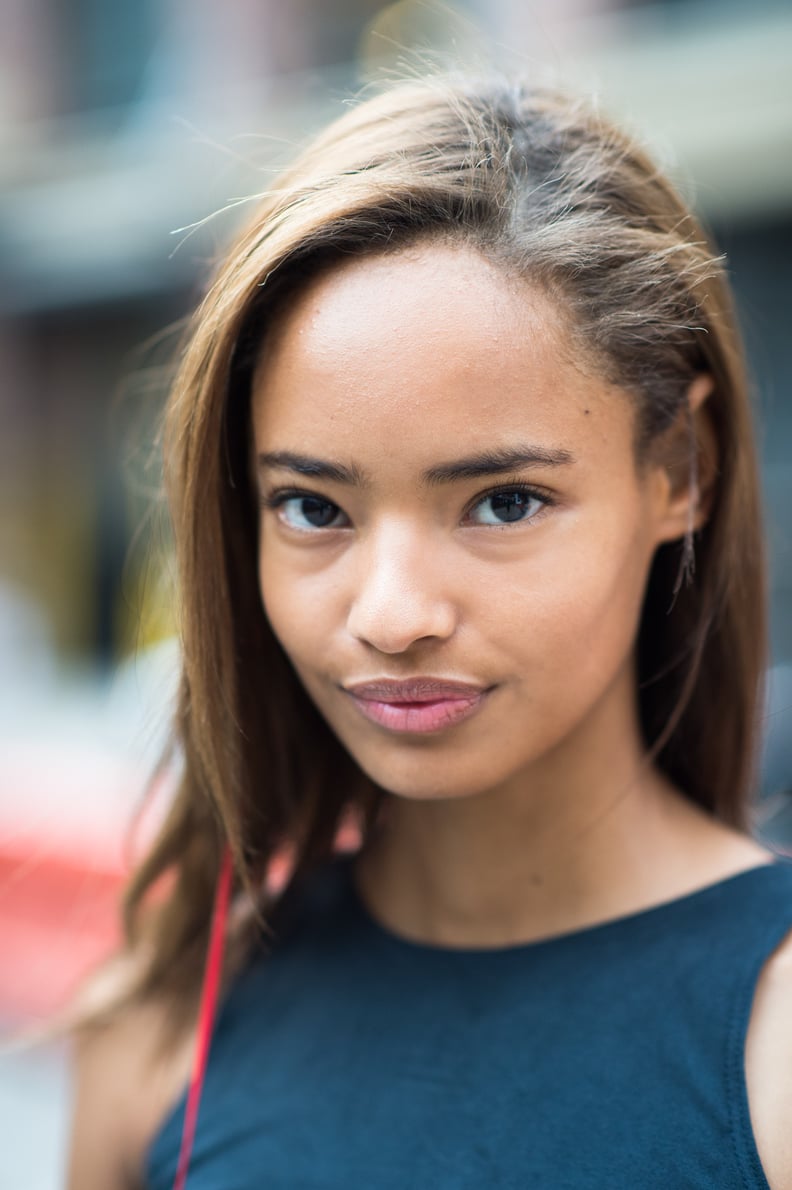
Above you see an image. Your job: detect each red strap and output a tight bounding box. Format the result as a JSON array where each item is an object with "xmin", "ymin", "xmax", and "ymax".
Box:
[{"xmin": 173, "ymin": 844, "xmax": 234, "ymax": 1190}]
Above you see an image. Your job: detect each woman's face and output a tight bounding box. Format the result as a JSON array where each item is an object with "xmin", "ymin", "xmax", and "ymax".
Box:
[{"xmin": 252, "ymin": 243, "xmax": 683, "ymax": 803}]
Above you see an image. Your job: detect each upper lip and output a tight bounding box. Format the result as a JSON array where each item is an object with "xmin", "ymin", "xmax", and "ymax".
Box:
[{"xmin": 344, "ymin": 678, "xmax": 488, "ymax": 703}]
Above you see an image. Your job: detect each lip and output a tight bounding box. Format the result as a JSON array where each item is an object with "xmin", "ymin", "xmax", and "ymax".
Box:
[
  {"xmin": 343, "ymin": 677, "xmax": 491, "ymax": 734},
  {"xmin": 345, "ymin": 677, "xmax": 487, "ymax": 701}
]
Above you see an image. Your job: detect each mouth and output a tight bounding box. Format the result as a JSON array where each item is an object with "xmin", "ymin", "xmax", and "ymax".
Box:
[{"xmin": 343, "ymin": 677, "xmax": 491, "ymax": 735}]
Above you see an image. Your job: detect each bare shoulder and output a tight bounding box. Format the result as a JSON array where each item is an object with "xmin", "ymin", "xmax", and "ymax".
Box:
[
  {"xmin": 745, "ymin": 923, "xmax": 792, "ymax": 1190},
  {"xmin": 66, "ymin": 992, "xmax": 195, "ymax": 1190}
]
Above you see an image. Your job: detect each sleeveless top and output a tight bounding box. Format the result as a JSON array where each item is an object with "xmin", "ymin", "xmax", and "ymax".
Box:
[{"xmin": 147, "ymin": 856, "xmax": 792, "ymax": 1189}]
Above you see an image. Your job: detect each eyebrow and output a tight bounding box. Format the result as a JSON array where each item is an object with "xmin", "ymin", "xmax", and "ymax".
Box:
[
  {"xmin": 423, "ymin": 445, "xmax": 575, "ymax": 485},
  {"xmin": 256, "ymin": 451, "xmax": 367, "ymax": 486},
  {"xmin": 256, "ymin": 445, "xmax": 575, "ymax": 488}
]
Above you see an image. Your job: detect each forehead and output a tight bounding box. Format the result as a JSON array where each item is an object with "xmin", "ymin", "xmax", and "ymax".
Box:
[{"xmin": 251, "ymin": 243, "xmax": 632, "ymax": 467}]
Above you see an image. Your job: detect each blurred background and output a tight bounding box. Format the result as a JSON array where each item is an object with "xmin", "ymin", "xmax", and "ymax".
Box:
[{"xmin": 0, "ymin": 1, "xmax": 790, "ymax": 1185}]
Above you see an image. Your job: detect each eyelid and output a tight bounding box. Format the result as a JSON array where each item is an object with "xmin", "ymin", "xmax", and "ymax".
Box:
[
  {"xmin": 468, "ymin": 478, "xmax": 556, "ymax": 503},
  {"xmin": 259, "ymin": 484, "xmax": 339, "ymax": 510}
]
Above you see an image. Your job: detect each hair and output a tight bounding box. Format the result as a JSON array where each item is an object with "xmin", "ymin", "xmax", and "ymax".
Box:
[{"xmin": 104, "ymin": 73, "xmax": 765, "ymax": 1020}]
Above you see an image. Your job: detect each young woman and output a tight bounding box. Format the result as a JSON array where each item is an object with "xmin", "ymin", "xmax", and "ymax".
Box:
[{"xmin": 67, "ymin": 75, "xmax": 792, "ymax": 1189}]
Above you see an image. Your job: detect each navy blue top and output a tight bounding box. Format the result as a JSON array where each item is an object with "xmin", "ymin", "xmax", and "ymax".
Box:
[{"xmin": 147, "ymin": 856, "xmax": 792, "ymax": 1189}]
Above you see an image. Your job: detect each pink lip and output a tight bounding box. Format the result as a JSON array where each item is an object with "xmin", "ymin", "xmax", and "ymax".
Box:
[{"xmin": 344, "ymin": 678, "xmax": 490, "ymax": 734}]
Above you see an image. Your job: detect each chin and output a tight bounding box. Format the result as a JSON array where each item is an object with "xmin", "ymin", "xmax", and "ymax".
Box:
[{"xmin": 347, "ymin": 745, "xmax": 505, "ymax": 803}]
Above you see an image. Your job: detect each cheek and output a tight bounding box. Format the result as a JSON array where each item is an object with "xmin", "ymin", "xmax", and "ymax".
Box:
[
  {"xmin": 258, "ymin": 547, "xmax": 339, "ymax": 670},
  {"xmin": 258, "ymin": 553, "xmax": 298, "ymax": 653},
  {"xmin": 492, "ymin": 516, "xmax": 655, "ymax": 685}
]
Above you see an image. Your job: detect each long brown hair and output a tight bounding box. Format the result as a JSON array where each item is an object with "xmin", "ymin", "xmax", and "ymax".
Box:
[{"xmin": 115, "ymin": 74, "xmax": 765, "ymax": 1014}]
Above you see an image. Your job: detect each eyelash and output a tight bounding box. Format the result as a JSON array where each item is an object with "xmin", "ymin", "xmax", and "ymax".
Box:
[{"xmin": 260, "ymin": 480, "xmax": 556, "ymax": 532}]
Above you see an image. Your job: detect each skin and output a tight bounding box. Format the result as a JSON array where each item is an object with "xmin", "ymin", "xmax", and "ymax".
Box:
[{"xmin": 66, "ymin": 242, "xmax": 792, "ymax": 1189}]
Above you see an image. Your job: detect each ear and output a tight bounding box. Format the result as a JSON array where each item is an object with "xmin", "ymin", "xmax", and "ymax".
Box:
[{"xmin": 652, "ymin": 374, "xmax": 719, "ymax": 546}]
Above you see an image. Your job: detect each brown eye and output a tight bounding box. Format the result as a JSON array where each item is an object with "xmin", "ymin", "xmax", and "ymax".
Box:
[
  {"xmin": 469, "ymin": 488, "xmax": 545, "ymax": 526},
  {"xmin": 274, "ymin": 494, "xmax": 349, "ymax": 530}
]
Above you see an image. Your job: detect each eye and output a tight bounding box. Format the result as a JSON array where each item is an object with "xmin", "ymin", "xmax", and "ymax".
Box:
[
  {"xmin": 265, "ymin": 491, "xmax": 349, "ymax": 531},
  {"xmin": 467, "ymin": 486, "xmax": 547, "ymax": 526}
]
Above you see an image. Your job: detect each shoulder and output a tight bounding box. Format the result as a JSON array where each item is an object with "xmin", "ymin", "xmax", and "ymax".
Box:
[
  {"xmin": 66, "ymin": 993, "xmax": 196, "ymax": 1190},
  {"xmin": 745, "ymin": 916, "xmax": 792, "ymax": 1190}
]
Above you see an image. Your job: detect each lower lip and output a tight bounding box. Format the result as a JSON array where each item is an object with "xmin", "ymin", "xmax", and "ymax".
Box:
[{"xmin": 347, "ymin": 692, "xmax": 487, "ymax": 734}]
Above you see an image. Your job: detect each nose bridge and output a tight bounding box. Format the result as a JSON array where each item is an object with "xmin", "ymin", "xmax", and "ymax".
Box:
[{"xmin": 347, "ymin": 517, "xmax": 455, "ymax": 651}]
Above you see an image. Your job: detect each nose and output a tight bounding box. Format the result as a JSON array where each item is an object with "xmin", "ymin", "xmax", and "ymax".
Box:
[{"xmin": 345, "ymin": 523, "xmax": 458, "ymax": 655}]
